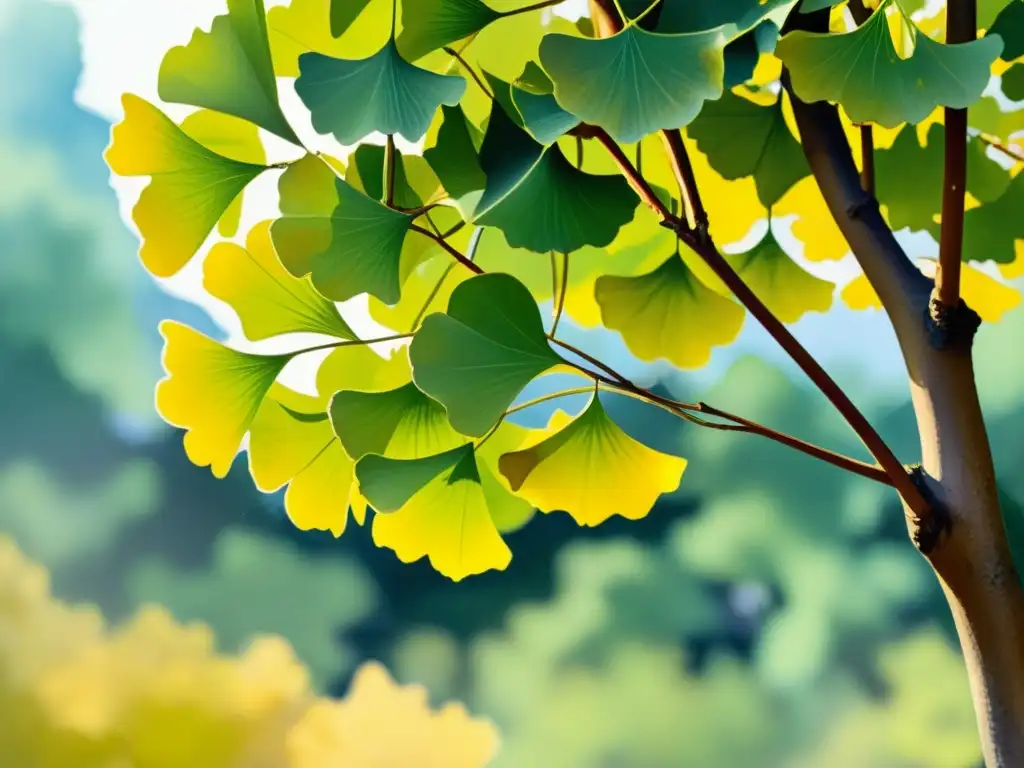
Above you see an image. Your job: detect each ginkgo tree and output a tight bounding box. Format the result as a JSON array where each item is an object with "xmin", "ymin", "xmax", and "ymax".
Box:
[{"xmin": 104, "ymin": 0, "xmax": 1024, "ymax": 761}]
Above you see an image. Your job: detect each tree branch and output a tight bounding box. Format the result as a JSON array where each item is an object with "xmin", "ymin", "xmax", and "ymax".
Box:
[
  {"xmin": 661, "ymin": 129, "xmax": 709, "ymax": 235},
  {"xmin": 859, "ymin": 125, "xmax": 876, "ymax": 195},
  {"xmin": 383, "ymin": 135, "xmax": 397, "ymax": 207},
  {"xmin": 590, "ymin": 127, "xmax": 673, "ymax": 218},
  {"xmin": 409, "ymin": 224, "xmax": 484, "ymax": 274}
]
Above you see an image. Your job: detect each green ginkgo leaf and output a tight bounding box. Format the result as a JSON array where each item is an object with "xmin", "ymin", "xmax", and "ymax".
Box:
[
  {"xmin": 990, "ymin": 0, "xmax": 1024, "ymax": 61},
  {"xmin": 424, "ymin": 105, "xmax": 487, "ymax": 216},
  {"xmin": 158, "ymin": 0, "xmax": 299, "ymax": 144},
  {"xmin": 498, "ymin": 396, "xmax": 688, "ymax": 527},
  {"xmin": 777, "ymin": 0, "xmax": 1003, "ymax": 128},
  {"xmin": 104, "ymin": 94, "xmax": 268, "ymax": 278},
  {"xmin": 474, "ymin": 103, "xmax": 639, "ymax": 253},
  {"xmin": 656, "ymin": 0, "xmax": 796, "ymax": 35},
  {"xmin": 179, "ymin": 109, "xmax": 266, "ymax": 238},
  {"xmin": 329, "ymin": 382, "xmax": 463, "ymax": 460},
  {"xmin": 204, "ymin": 220, "xmax": 355, "ymax": 341},
  {"xmin": 356, "ymin": 444, "xmax": 513, "ymax": 580},
  {"xmin": 296, "ymin": 40, "xmax": 466, "ymax": 144},
  {"xmin": 271, "ymin": 178, "xmax": 417, "ymax": 303},
  {"xmin": 345, "ymin": 143, "xmax": 425, "ymax": 208},
  {"xmin": 689, "ymin": 90, "xmax": 809, "ymax": 208},
  {"xmin": 595, "ymin": 251, "xmax": 746, "ymax": 368},
  {"xmin": 511, "ymin": 83, "xmax": 581, "ymax": 145},
  {"xmin": 723, "ymin": 230, "xmax": 834, "ymax": 323},
  {"xmin": 410, "ymin": 273, "xmax": 562, "ymax": 437},
  {"xmin": 397, "ymin": 0, "xmax": 501, "ymax": 61},
  {"xmin": 539, "ymin": 24, "xmax": 727, "ymax": 144},
  {"xmin": 956, "ymin": 173, "xmax": 1024, "ymax": 264}
]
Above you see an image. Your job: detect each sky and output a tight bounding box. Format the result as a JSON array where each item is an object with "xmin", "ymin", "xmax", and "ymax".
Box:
[{"xmin": 55, "ymin": 0, "xmax": 984, "ymax": 405}]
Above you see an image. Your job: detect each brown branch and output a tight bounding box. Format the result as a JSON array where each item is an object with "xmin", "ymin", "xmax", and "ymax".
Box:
[
  {"xmin": 383, "ymin": 135, "xmax": 396, "ymax": 207},
  {"xmin": 591, "ymin": 127, "xmax": 673, "ymax": 219},
  {"xmin": 442, "ymin": 46, "xmax": 493, "ymax": 98},
  {"xmin": 503, "ymin": 0, "xmax": 565, "ymax": 17},
  {"xmin": 978, "ymin": 134, "xmax": 1024, "ymax": 163},
  {"xmin": 661, "ymin": 129, "xmax": 709, "ymax": 235},
  {"xmin": 936, "ymin": 0, "xmax": 977, "ymax": 308},
  {"xmin": 860, "ymin": 125, "xmax": 876, "ymax": 195},
  {"xmin": 409, "ymin": 224, "xmax": 484, "ymax": 274}
]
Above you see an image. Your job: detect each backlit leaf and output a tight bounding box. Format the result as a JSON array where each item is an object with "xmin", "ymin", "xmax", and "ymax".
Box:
[
  {"xmin": 156, "ymin": 321, "xmax": 288, "ymax": 478},
  {"xmin": 499, "ymin": 396, "xmax": 687, "ymax": 527},
  {"xmin": 104, "ymin": 94, "xmax": 268, "ymax": 278},
  {"xmin": 203, "ymin": 220, "xmax": 355, "ymax": 341},
  {"xmin": 331, "ymin": 0, "xmax": 373, "ymax": 37},
  {"xmin": 179, "ymin": 109, "xmax": 266, "ymax": 238},
  {"xmin": 357, "ymin": 444, "xmax": 513, "ymax": 580},
  {"xmin": 956, "ymin": 173, "xmax": 1024, "ymax": 264},
  {"xmin": 271, "ymin": 178, "xmax": 418, "ymax": 303},
  {"xmin": 540, "ymin": 25, "xmax": 727, "ymax": 144},
  {"xmin": 410, "ymin": 273, "xmax": 562, "ymax": 437},
  {"xmin": 269, "ymin": 0, "xmax": 394, "ymax": 76},
  {"xmin": 688, "ymin": 90, "xmax": 809, "ymax": 208},
  {"xmin": 990, "ymin": 0, "xmax": 1024, "ymax": 61},
  {"xmin": 774, "ymin": 176, "xmax": 850, "ymax": 261},
  {"xmin": 158, "ymin": 0, "xmax": 299, "ymax": 144},
  {"xmin": 424, "ymin": 105, "xmax": 487, "ymax": 216},
  {"xmin": 595, "ymin": 250, "xmax": 746, "ymax": 368},
  {"xmin": 474, "ymin": 103, "xmax": 639, "ymax": 253},
  {"xmin": 296, "ymin": 41, "xmax": 466, "ymax": 144},
  {"xmin": 397, "ymin": 0, "xmax": 501, "ymax": 62},
  {"xmin": 777, "ymin": 1, "xmax": 1003, "ymax": 128},
  {"xmin": 511, "ymin": 83, "xmax": 581, "ymax": 145}
]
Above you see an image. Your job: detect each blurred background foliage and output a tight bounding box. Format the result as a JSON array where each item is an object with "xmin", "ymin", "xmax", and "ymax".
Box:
[{"xmin": 4, "ymin": 0, "xmax": 1024, "ymax": 764}]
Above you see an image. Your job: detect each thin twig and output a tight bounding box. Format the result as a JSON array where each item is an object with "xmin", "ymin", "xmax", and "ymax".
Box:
[
  {"xmin": 592, "ymin": 128, "xmax": 672, "ymax": 219},
  {"xmin": 501, "ymin": 0, "xmax": 565, "ymax": 17},
  {"xmin": 551, "ymin": 252, "xmax": 569, "ymax": 336},
  {"xmin": 859, "ymin": 124, "xmax": 875, "ymax": 196},
  {"xmin": 383, "ymin": 134, "xmax": 396, "ymax": 207},
  {"xmin": 548, "ymin": 336, "xmax": 632, "ymax": 385},
  {"xmin": 409, "ymin": 224, "xmax": 484, "ymax": 274},
  {"xmin": 661, "ymin": 129, "xmax": 709, "ymax": 235},
  {"xmin": 978, "ymin": 134, "xmax": 1024, "ymax": 163},
  {"xmin": 288, "ymin": 333, "xmax": 414, "ymax": 358},
  {"xmin": 442, "ymin": 46, "xmax": 493, "ymax": 98},
  {"xmin": 410, "ymin": 264, "xmax": 456, "ymax": 332}
]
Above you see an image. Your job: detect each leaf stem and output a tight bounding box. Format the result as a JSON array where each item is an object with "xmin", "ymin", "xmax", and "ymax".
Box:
[
  {"xmin": 288, "ymin": 333, "xmax": 414, "ymax": 358},
  {"xmin": 592, "ymin": 128, "xmax": 672, "ymax": 219},
  {"xmin": 548, "ymin": 337, "xmax": 632, "ymax": 385},
  {"xmin": 410, "ymin": 264, "xmax": 456, "ymax": 332},
  {"xmin": 442, "ymin": 46, "xmax": 493, "ymax": 98},
  {"xmin": 978, "ymin": 134, "xmax": 1024, "ymax": 163},
  {"xmin": 409, "ymin": 224, "xmax": 484, "ymax": 274},
  {"xmin": 501, "ymin": 0, "xmax": 566, "ymax": 17},
  {"xmin": 384, "ymin": 133, "xmax": 396, "ymax": 208},
  {"xmin": 551, "ymin": 252, "xmax": 569, "ymax": 337}
]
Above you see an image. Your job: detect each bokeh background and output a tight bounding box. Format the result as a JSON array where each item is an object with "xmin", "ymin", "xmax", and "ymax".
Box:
[{"xmin": 4, "ymin": 0, "xmax": 1024, "ymax": 764}]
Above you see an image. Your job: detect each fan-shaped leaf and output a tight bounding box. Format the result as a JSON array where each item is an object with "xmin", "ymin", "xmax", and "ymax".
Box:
[
  {"xmin": 777, "ymin": 1, "xmax": 1003, "ymax": 128},
  {"xmin": 397, "ymin": 0, "xmax": 502, "ymax": 62},
  {"xmin": 539, "ymin": 25, "xmax": 727, "ymax": 144},
  {"xmin": 424, "ymin": 105, "xmax": 486, "ymax": 217},
  {"xmin": 357, "ymin": 444, "xmax": 513, "ymax": 580},
  {"xmin": 104, "ymin": 94, "xmax": 268, "ymax": 278},
  {"xmin": 499, "ymin": 396, "xmax": 687, "ymax": 527},
  {"xmin": 990, "ymin": 0, "xmax": 1024, "ymax": 61},
  {"xmin": 474, "ymin": 103, "xmax": 639, "ymax": 253},
  {"xmin": 331, "ymin": 0, "xmax": 374, "ymax": 37},
  {"xmin": 156, "ymin": 321, "xmax": 289, "ymax": 478},
  {"xmin": 296, "ymin": 41, "xmax": 466, "ymax": 144},
  {"xmin": 595, "ymin": 252, "xmax": 746, "ymax": 368},
  {"xmin": 158, "ymin": 0, "xmax": 299, "ymax": 144},
  {"xmin": 271, "ymin": 178, "xmax": 417, "ymax": 303},
  {"xmin": 204, "ymin": 220, "xmax": 355, "ymax": 341},
  {"xmin": 689, "ymin": 90, "xmax": 809, "ymax": 208},
  {"xmin": 410, "ymin": 273, "xmax": 562, "ymax": 437},
  {"xmin": 269, "ymin": 0, "xmax": 394, "ymax": 76}
]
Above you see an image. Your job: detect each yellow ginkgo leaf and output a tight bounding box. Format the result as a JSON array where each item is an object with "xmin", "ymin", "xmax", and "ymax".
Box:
[
  {"xmin": 268, "ymin": 0, "xmax": 393, "ymax": 77},
  {"xmin": 998, "ymin": 240, "xmax": 1024, "ymax": 280},
  {"xmin": 595, "ymin": 250, "xmax": 746, "ymax": 368},
  {"xmin": 723, "ymin": 230, "xmax": 834, "ymax": 323},
  {"xmin": 156, "ymin": 321, "xmax": 288, "ymax": 478},
  {"xmin": 179, "ymin": 109, "xmax": 266, "ymax": 238},
  {"xmin": 104, "ymin": 94, "xmax": 269, "ymax": 278},
  {"xmin": 359, "ymin": 445, "xmax": 513, "ymax": 581},
  {"xmin": 918, "ymin": 260, "xmax": 1022, "ymax": 322},
  {"xmin": 840, "ymin": 273, "xmax": 883, "ymax": 311},
  {"xmin": 774, "ymin": 176, "xmax": 850, "ymax": 262},
  {"xmin": 498, "ymin": 396, "xmax": 687, "ymax": 527},
  {"xmin": 287, "ymin": 661, "xmax": 499, "ymax": 768},
  {"xmin": 476, "ymin": 421, "xmax": 535, "ymax": 534},
  {"xmin": 204, "ymin": 220, "xmax": 355, "ymax": 341},
  {"xmin": 248, "ymin": 345, "xmax": 412, "ymax": 536}
]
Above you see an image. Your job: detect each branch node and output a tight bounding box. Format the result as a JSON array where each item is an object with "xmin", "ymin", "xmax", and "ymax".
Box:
[
  {"xmin": 906, "ymin": 465, "xmax": 953, "ymax": 556},
  {"xmin": 926, "ymin": 292, "xmax": 981, "ymax": 352},
  {"xmin": 844, "ymin": 191, "xmax": 878, "ymax": 221}
]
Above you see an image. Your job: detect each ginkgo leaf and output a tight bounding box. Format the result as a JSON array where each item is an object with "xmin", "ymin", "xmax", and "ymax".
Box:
[
  {"xmin": 158, "ymin": 0, "xmax": 300, "ymax": 144},
  {"xmin": 423, "ymin": 105, "xmax": 486, "ymax": 217},
  {"xmin": 345, "ymin": 143, "xmax": 424, "ymax": 209},
  {"xmin": 595, "ymin": 251, "xmax": 746, "ymax": 368},
  {"xmin": 296, "ymin": 41, "xmax": 466, "ymax": 144},
  {"xmin": 104, "ymin": 94, "xmax": 268, "ymax": 278},
  {"xmin": 956, "ymin": 173, "xmax": 1024, "ymax": 264},
  {"xmin": 723, "ymin": 230, "xmax": 834, "ymax": 323},
  {"xmin": 279, "ymin": 153, "xmax": 344, "ymax": 217},
  {"xmin": 777, "ymin": 0, "xmax": 1003, "ymax": 128},
  {"xmin": 655, "ymin": 0, "xmax": 796, "ymax": 36},
  {"xmin": 474, "ymin": 103, "xmax": 639, "ymax": 253},
  {"xmin": 688, "ymin": 90, "xmax": 809, "ymax": 208},
  {"xmin": 271, "ymin": 178, "xmax": 417, "ymax": 303},
  {"xmin": 990, "ymin": 0, "xmax": 1024, "ymax": 61},
  {"xmin": 356, "ymin": 444, "xmax": 513, "ymax": 580},
  {"xmin": 249, "ymin": 387, "xmax": 362, "ymax": 536},
  {"xmin": 539, "ymin": 25, "xmax": 727, "ymax": 144},
  {"xmin": 877, "ymin": 124, "xmax": 1010, "ymax": 232},
  {"xmin": 498, "ymin": 396, "xmax": 687, "ymax": 527},
  {"xmin": 774, "ymin": 176, "xmax": 850, "ymax": 261},
  {"xmin": 397, "ymin": 0, "xmax": 502, "ymax": 62},
  {"xmin": 268, "ymin": 0, "xmax": 395, "ymax": 76},
  {"xmin": 203, "ymin": 220, "xmax": 355, "ymax": 341},
  {"xmin": 329, "ymin": 382, "xmax": 464, "ymax": 460},
  {"xmin": 511, "ymin": 82, "xmax": 581, "ymax": 145},
  {"xmin": 1002, "ymin": 63, "xmax": 1024, "ymax": 101},
  {"xmin": 156, "ymin": 321, "xmax": 288, "ymax": 479},
  {"xmin": 410, "ymin": 273, "xmax": 562, "ymax": 437},
  {"xmin": 179, "ymin": 109, "xmax": 266, "ymax": 238}
]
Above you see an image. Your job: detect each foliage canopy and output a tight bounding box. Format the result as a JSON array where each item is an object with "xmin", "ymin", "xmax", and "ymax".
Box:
[{"xmin": 106, "ymin": 0, "xmax": 1024, "ymax": 581}]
